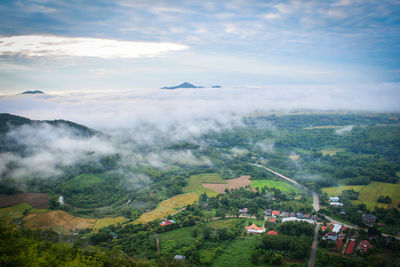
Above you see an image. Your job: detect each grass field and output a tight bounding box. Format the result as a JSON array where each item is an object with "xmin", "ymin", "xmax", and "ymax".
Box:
[
  {"xmin": 160, "ymin": 225, "xmax": 196, "ymax": 255},
  {"xmin": 211, "ymin": 238, "xmax": 260, "ymax": 267},
  {"xmin": 251, "ymin": 179, "xmax": 301, "ymax": 193},
  {"xmin": 93, "ymin": 216, "xmax": 127, "ymax": 231},
  {"xmin": 322, "ymin": 182, "xmax": 400, "ymax": 210},
  {"xmin": 183, "ymin": 173, "xmax": 226, "ymax": 197},
  {"xmin": 135, "ymin": 192, "xmax": 199, "ymax": 223}
]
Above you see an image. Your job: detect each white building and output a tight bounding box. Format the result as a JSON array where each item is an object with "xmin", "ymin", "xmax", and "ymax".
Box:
[
  {"xmin": 329, "ymin": 197, "xmax": 339, "ymax": 202},
  {"xmin": 58, "ymin": 195, "xmax": 64, "ymax": 206},
  {"xmin": 282, "ymin": 217, "xmax": 315, "ymax": 224},
  {"xmin": 332, "ymin": 224, "xmax": 342, "ymax": 233},
  {"xmin": 330, "ymin": 202, "xmax": 343, "ymax": 207}
]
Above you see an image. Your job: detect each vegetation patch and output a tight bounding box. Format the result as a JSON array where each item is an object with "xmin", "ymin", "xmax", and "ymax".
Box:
[
  {"xmin": 93, "ymin": 216, "xmax": 127, "ymax": 232},
  {"xmin": 211, "ymin": 238, "xmax": 260, "ymax": 267},
  {"xmin": 323, "ymin": 182, "xmax": 400, "ymax": 210},
  {"xmin": 320, "ymin": 148, "xmax": 344, "ymax": 156},
  {"xmin": 135, "ymin": 192, "xmax": 199, "ymax": 223},
  {"xmin": 203, "ymin": 175, "xmax": 252, "ymax": 194},
  {"xmin": 0, "ymin": 203, "xmax": 33, "ymax": 222},
  {"xmin": 322, "ymin": 185, "xmax": 364, "ymax": 196},
  {"xmin": 183, "ymin": 173, "xmax": 226, "ymax": 197},
  {"xmin": 23, "ymin": 210, "xmax": 96, "ymax": 234},
  {"xmin": 353, "ymin": 182, "xmax": 400, "ymax": 209},
  {"xmin": 251, "ymin": 179, "xmax": 301, "ymax": 193}
]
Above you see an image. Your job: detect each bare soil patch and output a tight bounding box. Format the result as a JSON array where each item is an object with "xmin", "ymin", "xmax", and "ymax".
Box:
[
  {"xmin": 203, "ymin": 175, "xmax": 251, "ymax": 194},
  {"xmin": 0, "ymin": 193, "xmax": 49, "ymax": 209}
]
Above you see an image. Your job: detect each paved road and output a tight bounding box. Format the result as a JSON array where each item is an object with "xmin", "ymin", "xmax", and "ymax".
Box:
[
  {"xmin": 251, "ymin": 164, "xmax": 301, "ymax": 186},
  {"xmin": 312, "ymin": 191, "xmax": 320, "ymax": 212},
  {"xmin": 309, "ymin": 222, "xmax": 320, "ymax": 267}
]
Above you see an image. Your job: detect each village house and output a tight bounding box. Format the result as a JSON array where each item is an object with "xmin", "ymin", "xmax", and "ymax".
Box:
[
  {"xmin": 304, "ymin": 213, "xmax": 311, "ymax": 219},
  {"xmin": 280, "ymin": 211, "xmax": 289, "ymax": 217},
  {"xmin": 296, "ymin": 212, "xmax": 304, "ymax": 219},
  {"xmin": 246, "ymin": 224, "xmax": 265, "ymax": 234},
  {"xmin": 267, "ymin": 230, "xmax": 278, "ymax": 235},
  {"xmin": 264, "ymin": 209, "xmax": 272, "ymax": 216},
  {"xmin": 174, "ymin": 255, "xmax": 185, "ymax": 260},
  {"xmin": 330, "ymin": 202, "xmax": 343, "ymax": 207},
  {"xmin": 160, "ymin": 219, "xmax": 175, "ymax": 226},
  {"xmin": 289, "ymin": 212, "xmax": 296, "ymax": 217},
  {"xmin": 332, "ymin": 224, "xmax": 342, "ymax": 233},
  {"xmin": 282, "ymin": 217, "xmax": 314, "ymax": 224},
  {"xmin": 239, "ymin": 208, "xmax": 248, "ymax": 215},
  {"xmin": 272, "ymin": 210, "xmax": 280, "ymax": 217},
  {"xmin": 324, "ymin": 232, "xmax": 338, "ymax": 241},
  {"xmin": 357, "ymin": 240, "xmax": 373, "ymax": 253},
  {"xmin": 362, "ymin": 214, "xmax": 377, "ymax": 226},
  {"xmin": 330, "ymin": 196, "xmax": 339, "ymax": 202}
]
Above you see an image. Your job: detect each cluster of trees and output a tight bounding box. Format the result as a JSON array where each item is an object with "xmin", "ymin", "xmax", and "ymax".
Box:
[{"xmin": 0, "ymin": 222, "xmax": 150, "ymax": 266}]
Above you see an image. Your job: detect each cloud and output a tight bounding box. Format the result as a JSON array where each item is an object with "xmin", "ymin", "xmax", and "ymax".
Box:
[
  {"xmin": 335, "ymin": 125, "xmax": 354, "ymax": 135},
  {"xmin": 0, "ymin": 35, "xmax": 188, "ymax": 59},
  {"xmin": 0, "ymin": 123, "xmax": 116, "ymax": 180}
]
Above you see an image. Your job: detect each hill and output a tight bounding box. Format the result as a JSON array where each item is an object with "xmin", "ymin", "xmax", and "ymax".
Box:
[
  {"xmin": 21, "ymin": 90, "xmax": 44, "ymax": 94},
  {"xmin": 161, "ymin": 82, "xmax": 203, "ymax": 89},
  {"xmin": 0, "ymin": 113, "xmax": 96, "ymax": 136}
]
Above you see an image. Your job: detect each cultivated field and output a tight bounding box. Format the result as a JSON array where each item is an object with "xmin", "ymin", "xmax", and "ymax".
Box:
[
  {"xmin": 322, "ymin": 185, "xmax": 364, "ymax": 196},
  {"xmin": 24, "ymin": 210, "xmax": 96, "ymax": 234},
  {"xmin": 0, "ymin": 203, "xmax": 32, "ymax": 222},
  {"xmin": 203, "ymin": 175, "xmax": 252, "ymax": 194},
  {"xmin": 251, "ymin": 179, "xmax": 301, "ymax": 193},
  {"xmin": 183, "ymin": 173, "xmax": 226, "ymax": 197},
  {"xmin": 322, "ymin": 182, "xmax": 400, "ymax": 210},
  {"xmin": 289, "ymin": 155, "xmax": 300, "ymax": 160},
  {"xmin": 93, "ymin": 216, "xmax": 128, "ymax": 231},
  {"xmin": 135, "ymin": 192, "xmax": 199, "ymax": 224},
  {"xmin": 0, "ymin": 193, "xmax": 49, "ymax": 208}
]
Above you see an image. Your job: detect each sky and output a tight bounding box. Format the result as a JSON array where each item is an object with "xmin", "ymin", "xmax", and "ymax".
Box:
[{"xmin": 0, "ymin": 0, "xmax": 399, "ymax": 94}]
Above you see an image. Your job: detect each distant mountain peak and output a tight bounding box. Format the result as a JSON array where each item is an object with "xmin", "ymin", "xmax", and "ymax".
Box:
[
  {"xmin": 22, "ymin": 90, "xmax": 44, "ymax": 94},
  {"xmin": 161, "ymin": 82, "xmax": 203, "ymax": 90}
]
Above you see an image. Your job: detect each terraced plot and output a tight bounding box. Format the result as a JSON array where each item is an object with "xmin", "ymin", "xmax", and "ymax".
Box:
[
  {"xmin": 135, "ymin": 192, "xmax": 199, "ymax": 223},
  {"xmin": 93, "ymin": 216, "xmax": 127, "ymax": 231},
  {"xmin": 24, "ymin": 210, "xmax": 96, "ymax": 234}
]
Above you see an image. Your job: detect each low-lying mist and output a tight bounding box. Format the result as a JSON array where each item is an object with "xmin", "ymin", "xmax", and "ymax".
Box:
[{"xmin": 0, "ymin": 83, "xmax": 398, "ymax": 188}]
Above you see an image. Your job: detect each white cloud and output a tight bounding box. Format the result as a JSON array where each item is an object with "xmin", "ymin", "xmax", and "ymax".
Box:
[{"xmin": 0, "ymin": 35, "xmax": 188, "ymax": 59}]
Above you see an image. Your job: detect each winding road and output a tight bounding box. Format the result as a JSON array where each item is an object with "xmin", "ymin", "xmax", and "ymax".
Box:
[{"xmin": 251, "ymin": 164, "xmax": 320, "ymax": 267}]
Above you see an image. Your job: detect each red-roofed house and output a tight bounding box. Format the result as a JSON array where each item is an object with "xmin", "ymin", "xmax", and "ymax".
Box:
[
  {"xmin": 246, "ymin": 224, "xmax": 265, "ymax": 234},
  {"xmin": 321, "ymin": 226, "xmax": 327, "ymax": 231},
  {"xmin": 335, "ymin": 238, "xmax": 343, "ymax": 252},
  {"xmin": 267, "ymin": 230, "xmax": 278, "ymax": 235},
  {"xmin": 160, "ymin": 219, "xmax": 175, "ymax": 226},
  {"xmin": 272, "ymin": 210, "xmax": 280, "ymax": 216},
  {"xmin": 269, "ymin": 219, "xmax": 276, "ymax": 223},
  {"xmin": 357, "ymin": 240, "xmax": 373, "ymax": 253},
  {"xmin": 345, "ymin": 240, "xmax": 355, "ymax": 255}
]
